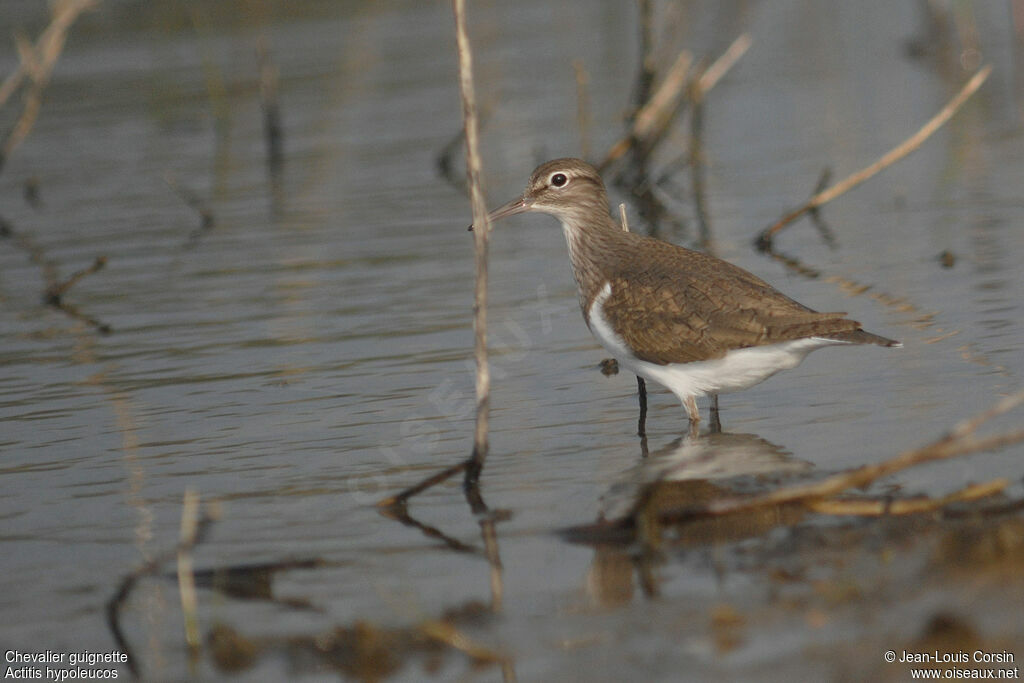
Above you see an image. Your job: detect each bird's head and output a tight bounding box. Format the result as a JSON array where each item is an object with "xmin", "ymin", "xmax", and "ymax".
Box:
[{"xmin": 471, "ymin": 158, "xmax": 609, "ymax": 230}]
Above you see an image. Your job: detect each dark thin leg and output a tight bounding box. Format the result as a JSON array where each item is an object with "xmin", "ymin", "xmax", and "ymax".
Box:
[
  {"xmin": 636, "ymin": 376, "xmax": 648, "ymax": 437},
  {"xmin": 709, "ymin": 394, "xmax": 722, "ymax": 433}
]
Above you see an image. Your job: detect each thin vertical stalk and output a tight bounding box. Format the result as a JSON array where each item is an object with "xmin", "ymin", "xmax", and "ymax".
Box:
[
  {"xmin": 452, "ymin": 0, "xmax": 491, "ymax": 487},
  {"xmin": 177, "ymin": 488, "xmax": 201, "ymax": 655}
]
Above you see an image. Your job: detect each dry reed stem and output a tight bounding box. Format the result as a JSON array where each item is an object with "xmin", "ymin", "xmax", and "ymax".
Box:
[
  {"xmin": 597, "ymin": 32, "xmax": 749, "ymax": 172},
  {"xmin": 670, "ymin": 389, "xmax": 1024, "ymax": 520},
  {"xmin": 599, "ymin": 49, "xmax": 692, "ymax": 170},
  {"xmin": 806, "ymin": 479, "xmax": 1009, "ymax": 516},
  {"xmin": 758, "ymin": 64, "xmax": 991, "ymax": 244},
  {"xmin": 453, "ymin": 0, "xmax": 492, "ymax": 486},
  {"xmin": 0, "ymin": 0, "xmax": 96, "ymax": 167},
  {"xmin": 0, "ymin": 0, "xmax": 95, "ymax": 108},
  {"xmin": 379, "ymin": 0, "xmax": 498, "ymax": 508},
  {"xmin": 632, "ymin": 50, "xmax": 694, "ymax": 142},
  {"xmin": 697, "ymin": 33, "xmax": 752, "ymax": 93},
  {"xmin": 177, "ymin": 488, "xmax": 201, "ymax": 652},
  {"xmin": 106, "ymin": 497, "xmax": 220, "ymax": 677}
]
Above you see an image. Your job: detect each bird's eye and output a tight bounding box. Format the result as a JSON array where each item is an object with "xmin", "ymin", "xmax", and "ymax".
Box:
[{"xmin": 550, "ymin": 173, "xmax": 568, "ymax": 188}]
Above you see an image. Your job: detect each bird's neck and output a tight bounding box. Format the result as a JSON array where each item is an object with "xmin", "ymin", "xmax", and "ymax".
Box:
[{"xmin": 558, "ymin": 211, "xmax": 627, "ymax": 322}]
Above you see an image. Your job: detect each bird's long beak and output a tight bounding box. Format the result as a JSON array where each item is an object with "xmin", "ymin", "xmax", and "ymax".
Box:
[{"xmin": 468, "ymin": 195, "xmax": 532, "ymax": 232}]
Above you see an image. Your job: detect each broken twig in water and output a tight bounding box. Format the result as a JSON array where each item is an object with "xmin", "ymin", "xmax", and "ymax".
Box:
[
  {"xmin": 43, "ymin": 256, "xmax": 106, "ymax": 306},
  {"xmin": 4, "ymin": 219, "xmax": 109, "ymax": 332},
  {"xmin": 39, "ymin": 253, "xmax": 112, "ymax": 334},
  {"xmin": 756, "ymin": 64, "xmax": 991, "ymax": 250},
  {"xmin": 165, "ymin": 173, "xmax": 216, "ymax": 244}
]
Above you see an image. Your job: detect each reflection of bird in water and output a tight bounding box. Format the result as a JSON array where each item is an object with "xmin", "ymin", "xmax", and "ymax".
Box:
[
  {"xmin": 598, "ymin": 431, "xmax": 812, "ymax": 521},
  {"xmin": 573, "ymin": 432, "xmax": 811, "ymax": 606}
]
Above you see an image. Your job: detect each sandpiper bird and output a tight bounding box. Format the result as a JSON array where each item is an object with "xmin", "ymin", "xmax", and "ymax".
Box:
[{"xmin": 483, "ymin": 158, "xmax": 900, "ymax": 428}]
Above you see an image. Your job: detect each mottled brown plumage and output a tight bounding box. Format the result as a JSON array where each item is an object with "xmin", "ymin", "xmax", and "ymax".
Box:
[{"xmin": 599, "ymin": 243, "xmax": 864, "ymax": 364}]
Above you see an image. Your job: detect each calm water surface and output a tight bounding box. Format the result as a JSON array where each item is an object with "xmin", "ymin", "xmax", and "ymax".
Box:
[{"xmin": 1, "ymin": 1, "xmax": 1022, "ymax": 680}]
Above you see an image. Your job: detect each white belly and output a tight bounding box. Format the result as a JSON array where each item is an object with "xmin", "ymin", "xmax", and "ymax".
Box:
[{"xmin": 587, "ymin": 282, "xmax": 845, "ymax": 402}]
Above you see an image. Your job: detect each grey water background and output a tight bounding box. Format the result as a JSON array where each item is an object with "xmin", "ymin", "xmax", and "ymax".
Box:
[{"xmin": 1, "ymin": 0, "xmax": 1022, "ymax": 680}]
